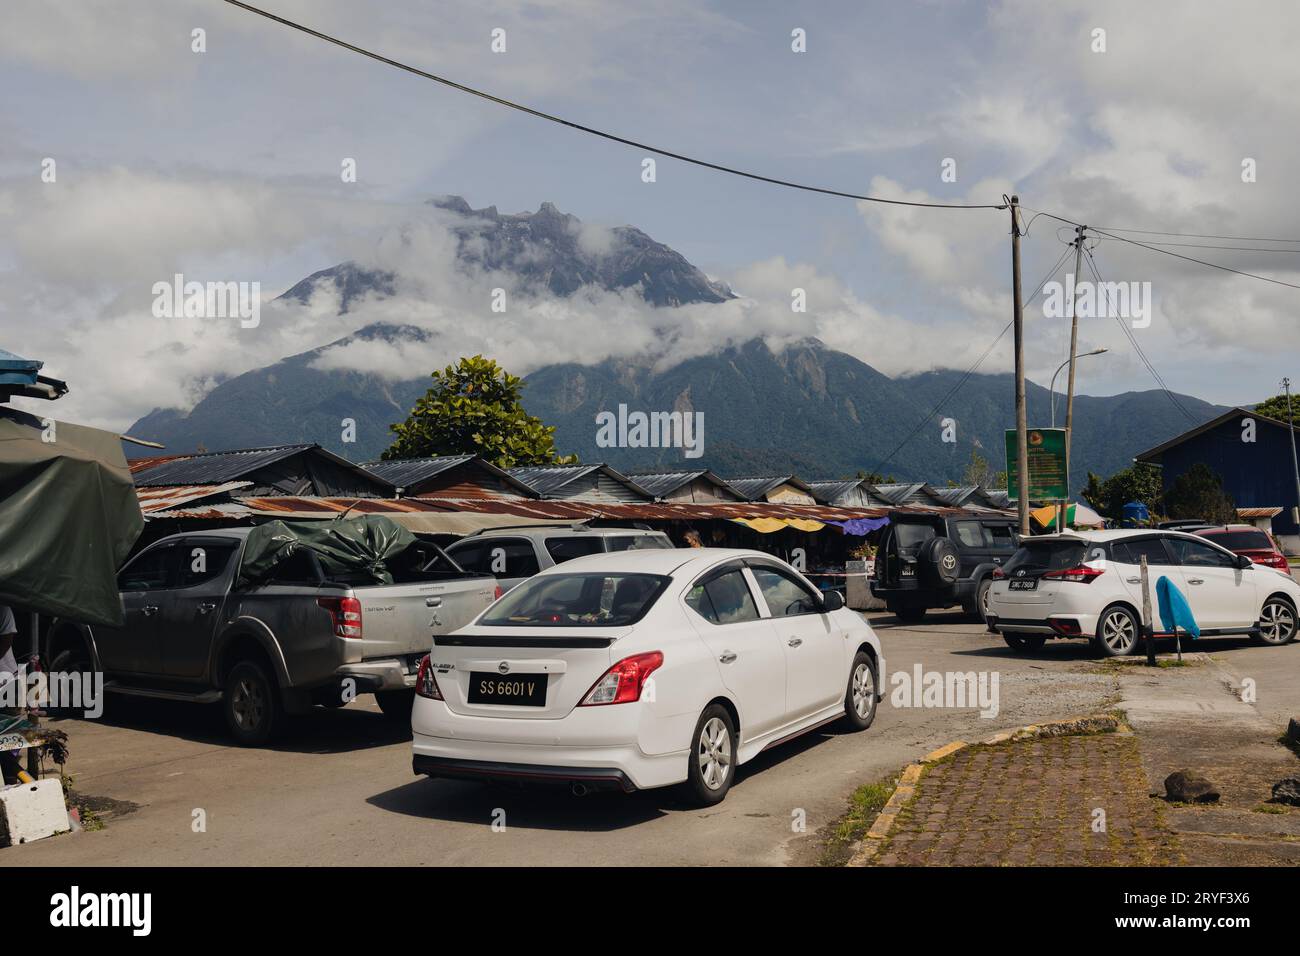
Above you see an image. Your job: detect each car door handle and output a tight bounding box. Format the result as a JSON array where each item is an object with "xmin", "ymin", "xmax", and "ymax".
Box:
[
  {"xmin": 1187, "ymin": 578, "xmax": 1204, "ymax": 585},
  {"xmin": 787, "ymin": 637, "xmax": 803, "ymax": 647},
  {"xmin": 1126, "ymin": 577, "xmax": 1141, "ymax": 584},
  {"xmin": 197, "ymin": 602, "xmax": 216, "ymax": 614},
  {"xmin": 426, "ymin": 597, "xmax": 442, "ymax": 607},
  {"xmin": 141, "ymin": 605, "xmax": 159, "ymax": 616},
  {"xmin": 718, "ymin": 651, "xmax": 737, "ymax": 664}
]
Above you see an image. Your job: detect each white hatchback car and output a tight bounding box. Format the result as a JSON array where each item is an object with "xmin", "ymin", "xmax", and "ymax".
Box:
[
  {"xmin": 411, "ymin": 548, "xmax": 882, "ymax": 805},
  {"xmin": 987, "ymin": 529, "xmax": 1300, "ymax": 656}
]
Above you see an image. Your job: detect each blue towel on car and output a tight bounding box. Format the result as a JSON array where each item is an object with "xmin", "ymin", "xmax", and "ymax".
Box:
[{"xmin": 1156, "ymin": 575, "xmax": 1200, "ymax": 638}]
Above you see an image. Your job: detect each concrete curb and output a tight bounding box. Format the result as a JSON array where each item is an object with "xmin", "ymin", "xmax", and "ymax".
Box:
[{"xmin": 845, "ymin": 713, "xmax": 1123, "ymax": 867}]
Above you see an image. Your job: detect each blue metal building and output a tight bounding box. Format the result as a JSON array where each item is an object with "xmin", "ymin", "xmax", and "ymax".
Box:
[{"xmin": 1135, "ymin": 406, "xmax": 1300, "ymax": 549}]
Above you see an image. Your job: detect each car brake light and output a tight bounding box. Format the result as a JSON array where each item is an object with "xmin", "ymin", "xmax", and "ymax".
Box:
[
  {"xmin": 579, "ymin": 651, "xmax": 664, "ymax": 706},
  {"xmin": 493, "ymin": 584, "xmax": 504, "ymax": 601},
  {"xmin": 317, "ymin": 595, "xmax": 363, "ymax": 638},
  {"xmin": 992, "ymin": 567, "xmax": 1007, "ymax": 579},
  {"xmin": 415, "ymin": 655, "xmax": 443, "ymax": 700},
  {"xmin": 1042, "ymin": 565, "xmax": 1105, "ymax": 584}
]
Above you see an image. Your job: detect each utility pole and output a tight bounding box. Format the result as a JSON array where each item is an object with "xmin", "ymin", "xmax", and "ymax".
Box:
[
  {"xmin": 1010, "ymin": 195, "xmax": 1030, "ymax": 535},
  {"xmin": 1060, "ymin": 225, "xmax": 1086, "ymax": 533},
  {"xmin": 1285, "ymin": 377, "xmax": 1300, "ymax": 531}
]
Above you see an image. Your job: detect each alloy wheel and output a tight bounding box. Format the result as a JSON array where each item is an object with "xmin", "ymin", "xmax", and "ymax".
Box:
[
  {"xmin": 1259, "ymin": 600, "xmax": 1296, "ymax": 644},
  {"xmin": 1101, "ymin": 611, "xmax": 1136, "ymax": 653},
  {"xmin": 231, "ymin": 678, "xmax": 266, "ymax": 731},
  {"xmin": 697, "ymin": 717, "xmax": 731, "ymax": 791},
  {"xmin": 851, "ymin": 662, "xmax": 875, "ymax": 719}
]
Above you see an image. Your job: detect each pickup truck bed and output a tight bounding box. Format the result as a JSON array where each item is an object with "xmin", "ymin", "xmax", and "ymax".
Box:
[{"xmin": 47, "ymin": 525, "xmax": 499, "ymax": 744}]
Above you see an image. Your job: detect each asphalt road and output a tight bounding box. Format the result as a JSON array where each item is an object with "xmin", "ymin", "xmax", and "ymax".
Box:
[{"xmin": 8, "ymin": 610, "xmax": 1295, "ymax": 867}]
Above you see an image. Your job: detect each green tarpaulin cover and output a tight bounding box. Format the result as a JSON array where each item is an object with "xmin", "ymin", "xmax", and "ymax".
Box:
[
  {"xmin": 238, "ymin": 514, "xmax": 419, "ymax": 586},
  {"xmin": 0, "ymin": 407, "xmax": 143, "ymax": 627}
]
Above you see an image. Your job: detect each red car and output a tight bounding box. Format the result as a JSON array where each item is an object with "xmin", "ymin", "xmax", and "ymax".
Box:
[{"xmin": 1195, "ymin": 525, "xmax": 1292, "ymax": 575}]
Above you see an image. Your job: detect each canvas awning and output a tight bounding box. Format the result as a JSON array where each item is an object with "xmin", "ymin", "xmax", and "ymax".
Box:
[{"xmin": 0, "ymin": 407, "xmax": 143, "ymax": 626}]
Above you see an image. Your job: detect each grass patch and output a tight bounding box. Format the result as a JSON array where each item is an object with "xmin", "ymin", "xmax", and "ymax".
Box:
[
  {"xmin": 1253, "ymin": 804, "xmax": 1288, "ymax": 815},
  {"xmin": 817, "ymin": 775, "xmax": 899, "ymax": 867}
]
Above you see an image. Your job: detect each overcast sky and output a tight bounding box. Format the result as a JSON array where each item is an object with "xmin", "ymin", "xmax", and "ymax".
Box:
[{"xmin": 3, "ymin": 0, "xmax": 1299, "ymax": 432}]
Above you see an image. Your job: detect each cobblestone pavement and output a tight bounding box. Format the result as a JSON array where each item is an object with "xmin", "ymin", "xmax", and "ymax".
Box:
[{"xmin": 875, "ymin": 734, "xmax": 1183, "ymax": 866}]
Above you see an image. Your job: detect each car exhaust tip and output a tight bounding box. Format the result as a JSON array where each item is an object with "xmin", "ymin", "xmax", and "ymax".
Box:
[{"xmin": 570, "ymin": 782, "xmax": 589, "ymax": 797}]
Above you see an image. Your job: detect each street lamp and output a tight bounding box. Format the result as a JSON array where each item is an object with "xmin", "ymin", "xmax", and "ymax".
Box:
[{"xmin": 1051, "ymin": 348, "xmax": 1108, "ymax": 427}]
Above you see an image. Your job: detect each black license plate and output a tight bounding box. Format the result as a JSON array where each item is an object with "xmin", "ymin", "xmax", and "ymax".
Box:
[
  {"xmin": 1009, "ymin": 578, "xmax": 1038, "ymax": 591},
  {"xmin": 468, "ymin": 672, "xmax": 547, "ymax": 706}
]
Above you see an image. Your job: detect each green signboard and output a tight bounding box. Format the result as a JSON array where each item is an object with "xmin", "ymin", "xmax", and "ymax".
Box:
[{"xmin": 1004, "ymin": 427, "xmax": 1068, "ymax": 501}]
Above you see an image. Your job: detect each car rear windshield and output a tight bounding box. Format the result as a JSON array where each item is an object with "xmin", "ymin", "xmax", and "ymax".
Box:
[
  {"xmin": 604, "ymin": 533, "xmax": 673, "ymax": 552},
  {"xmin": 1003, "ymin": 540, "xmax": 1089, "ymax": 574},
  {"xmin": 894, "ymin": 523, "xmax": 938, "ymax": 551},
  {"xmin": 478, "ymin": 572, "xmax": 671, "ymax": 627},
  {"xmin": 1200, "ymin": 529, "xmax": 1272, "ymax": 551}
]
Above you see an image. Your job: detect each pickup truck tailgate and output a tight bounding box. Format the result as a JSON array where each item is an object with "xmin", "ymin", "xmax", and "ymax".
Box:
[{"xmin": 355, "ymin": 577, "xmax": 498, "ymax": 659}]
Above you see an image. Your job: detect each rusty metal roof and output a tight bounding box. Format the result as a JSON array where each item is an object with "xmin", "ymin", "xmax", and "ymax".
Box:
[{"xmin": 136, "ymin": 481, "xmax": 252, "ymax": 514}]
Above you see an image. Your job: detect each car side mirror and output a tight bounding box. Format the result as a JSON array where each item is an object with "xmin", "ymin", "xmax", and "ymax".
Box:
[
  {"xmin": 822, "ymin": 589, "xmax": 845, "ymax": 612},
  {"xmin": 1236, "ymin": 554, "xmax": 1253, "ymax": 569}
]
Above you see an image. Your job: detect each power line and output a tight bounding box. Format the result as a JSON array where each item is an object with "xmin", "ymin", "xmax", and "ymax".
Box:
[
  {"xmin": 1082, "ymin": 246, "xmax": 1202, "ymax": 428},
  {"xmin": 869, "ymin": 244, "xmax": 1076, "ymax": 477},
  {"xmin": 221, "ymin": 0, "xmax": 1006, "ymax": 211},
  {"xmin": 1112, "ymin": 239, "xmax": 1300, "ymax": 254},
  {"xmin": 1022, "ymin": 207, "xmax": 1300, "ymax": 291},
  {"xmin": 1089, "ymin": 225, "xmax": 1300, "ymax": 244}
]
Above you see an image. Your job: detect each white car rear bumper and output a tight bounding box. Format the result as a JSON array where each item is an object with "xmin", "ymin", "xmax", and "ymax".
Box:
[{"xmin": 410, "ymin": 697, "xmax": 690, "ymax": 791}]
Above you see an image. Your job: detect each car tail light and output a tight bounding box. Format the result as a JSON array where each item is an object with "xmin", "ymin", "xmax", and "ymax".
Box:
[
  {"xmin": 1049, "ymin": 618, "xmax": 1082, "ymax": 635},
  {"xmin": 317, "ymin": 596, "xmax": 363, "ymax": 638},
  {"xmin": 992, "ymin": 567, "xmax": 1007, "ymax": 579},
  {"xmin": 493, "ymin": 584, "xmax": 504, "ymax": 601},
  {"xmin": 415, "ymin": 655, "xmax": 443, "ymax": 700},
  {"xmin": 1042, "ymin": 565, "xmax": 1105, "ymax": 584},
  {"xmin": 579, "ymin": 651, "xmax": 664, "ymax": 706}
]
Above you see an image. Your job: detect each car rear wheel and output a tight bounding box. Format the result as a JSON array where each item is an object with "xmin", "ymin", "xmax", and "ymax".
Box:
[
  {"xmin": 1002, "ymin": 632, "xmax": 1046, "ymax": 652},
  {"xmin": 681, "ymin": 705, "xmax": 736, "ymax": 806},
  {"xmin": 840, "ymin": 651, "xmax": 878, "ymax": 731},
  {"xmin": 1094, "ymin": 605, "xmax": 1140, "ymax": 657},
  {"xmin": 223, "ymin": 659, "xmax": 282, "ymax": 746},
  {"xmin": 1255, "ymin": 596, "xmax": 1297, "ymax": 646}
]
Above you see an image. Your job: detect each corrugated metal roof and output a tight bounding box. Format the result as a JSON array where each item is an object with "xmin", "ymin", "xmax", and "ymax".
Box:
[
  {"xmin": 932, "ymin": 485, "xmax": 978, "ymax": 506},
  {"xmin": 132, "ymin": 444, "xmax": 314, "ymax": 486},
  {"xmin": 873, "ymin": 482, "xmax": 928, "ymax": 505},
  {"xmin": 805, "ymin": 479, "xmax": 865, "ymax": 504},
  {"xmin": 362, "ymin": 456, "xmax": 475, "ymax": 487},
  {"xmin": 624, "ymin": 470, "xmax": 741, "ymax": 501},
  {"xmin": 725, "ymin": 475, "xmax": 812, "ymax": 501},
  {"xmin": 507, "ymin": 464, "xmax": 602, "ymax": 496},
  {"xmin": 136, "ymin": 482, "xmax": 252, "ymax": 514}
]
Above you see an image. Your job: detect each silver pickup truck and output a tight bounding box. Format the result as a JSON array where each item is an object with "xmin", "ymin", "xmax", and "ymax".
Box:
[{"xmin": 45, "ymin": 526, "xmax": 498, "ymax": 744}]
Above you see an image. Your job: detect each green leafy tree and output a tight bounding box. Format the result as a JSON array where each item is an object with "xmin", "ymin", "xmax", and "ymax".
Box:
[
  {"xmin": 384, "ymin": 356, "xmax": 577, "ymax": 468},
  {"xmin": 1254, "ymin": 392, "xmax": 1300, "ymax": 425},
  {"xmin": 1081, "ymin": 462, "xmax": 1163, "ymax": 520},
  {"xmin": 960, "ymin": 448, "xmax": 1004, "ymax": 488},
  {"xmin": 1164, "ymin": 462, "xmax": 1236, "ymax": 524}
]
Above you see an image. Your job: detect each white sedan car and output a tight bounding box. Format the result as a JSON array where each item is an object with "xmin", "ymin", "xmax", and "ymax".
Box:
[
  {"xmin": 987, "ymin": 529, "xmax": 1300, "ymax": 657},
  {"xmin": 411, "ymin": 548, "xmax": 882, "ymax": 805}
]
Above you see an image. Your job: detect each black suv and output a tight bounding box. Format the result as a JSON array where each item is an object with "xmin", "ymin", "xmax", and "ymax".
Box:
[{"xmin": 871, "ymin": 511, "xmax": 1019, "ymax": 623}]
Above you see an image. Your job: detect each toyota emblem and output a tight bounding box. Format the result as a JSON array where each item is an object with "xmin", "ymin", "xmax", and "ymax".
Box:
[
  {"xmin": 497, "ymin": 661, "xmax": 510, "ymax": 675},
  {"xmin": 942, "ymin": 554, "xmax": 957, "ymax": 570}
]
